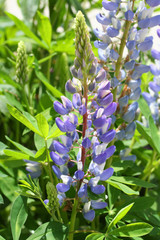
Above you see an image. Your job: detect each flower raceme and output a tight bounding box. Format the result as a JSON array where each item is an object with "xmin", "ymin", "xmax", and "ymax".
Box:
[
  {"xmin": 49, "ymin": 11, "xmax": 116, "ymax": 221},
  {"xmin": 94, "ymin": 0, "xmax": 160, "ymax": 142}
]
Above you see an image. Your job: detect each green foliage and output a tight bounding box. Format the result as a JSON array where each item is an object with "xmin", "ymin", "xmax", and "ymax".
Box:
[
  {"xmin": 10, "ymin": 195, "xmax": 28, "ymax": 240},
  {"xmin": 109, "ymin": 222, "xmax": 153, "ymax": 237},
  {"xmin": 26, "ymin": 221, "xmax": 68, "ymax": 240}
]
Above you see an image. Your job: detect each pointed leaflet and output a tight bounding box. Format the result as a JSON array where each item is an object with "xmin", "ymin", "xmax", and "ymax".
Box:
[
  {"xmin": 26, "ymin": 221, "xmax": 68, "ymax": 240},
  {"xmin": 36, "ymin": 113, "xmax": 49, "ymax": 138},
  {"xmin": 109, "ymin": 222, "xmax": 153, "ymax": 237},
  {"xmin": 149, "ymin": 115, "xmax": 160, "ymax": 154},
  {"xmin": 5, "ymin": 12, "xmax": 47, "ymax": 49},
  {"xmin": 11, "ymin": 195, "xmax": 28, "ymax": 240},
  {"xmin": 7, "ymin": 105, "xmax": 42, "ymax": 136},
  {"xmin": 5, "ymin": 136, "xmax": 35, "ymax": 157},
  {"xmin": 107, "ymin": 203, "xmax": 134, "ymax": 232},
  {"xmin": 85, "ymin": 233, "xmax": 105, "ymax": 240},
  {"xmin": 37, "ymin": 11, "xmax": 52, "ymax": 47},
  {"xmin": 106, "ymin": 179, "xmax": 139, "ymax": 195},
  {"xmin": 35, "ymin": 70, "xmax": 63, "ymax": 99}
]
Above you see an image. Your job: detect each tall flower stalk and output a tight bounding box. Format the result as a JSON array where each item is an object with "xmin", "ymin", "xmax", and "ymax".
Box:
[
  {"xmin": 94, "ymin": 0, "xmax": 160, "ymax": 165},
  {"xmin": 49, "ymin": 11, "xmax": 116, "ymax": 239}
]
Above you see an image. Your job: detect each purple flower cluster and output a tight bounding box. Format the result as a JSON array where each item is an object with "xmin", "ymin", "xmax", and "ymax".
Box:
[
  {"xmin": 50, "ymin": 69, "xmax": 116, "ymax": 220},
  {"xmin": 93, "ymin": 0, "xmax": 160, "ymax": 142},
  {"xmin": 48, "ymin": 11, "xmax": 118, "ymax": 221},
  {"xmin": 142, "ymin": 29, "xmax": 160, "ymax": 124}
]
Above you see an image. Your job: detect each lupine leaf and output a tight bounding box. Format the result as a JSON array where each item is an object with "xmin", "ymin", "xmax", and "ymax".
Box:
[
  {"xmin": 0, "ymin": 177, "xmax": 19, "ymax": 201},
  {"xmin": 47, "ymin": 123, "xmax": 62, "ymax": 139},
  {"xmin": 36, "ymin": 113, "xmax": 49, "ymax": 138},
  {"xmin": 11, "ymin": 195, "xmax": 28, "ymax": 240},
  {"xmin": 106, "ymin": 180, "xmax": 139, "ymax": 195},
  {"xmin": 85, "ymin": 233, "xmax": 105, "ymax": 240},
  {"xmin": 136, "ymin": 122, "xmax": 156, "ymax": 150},
  {"xmin": 26, "ymin": 221, "xmax": 68, "ymax": 240},
  {"xmin": 7, "ymin": 105, "xmax": 42, "ymax": 136},
  {"xmin": 5, "ymin": 12, "xmax": 47, "ymax": 49},
  {"xmin": 110, "ymin": 176, "xmax": 156, "ymax": 188},
  {"xmin": 107, "ymin": 203, "xmax": 134, "ymax": 232},
  {"xmin": 109, "ymin": 222, "xmax": 153, "ymax": 237},
  {"xmin": 18, "ymin": 0, "xmax": 39, "ymax": 22},
  {"xmin": 149, "ymin": 116, "xmax": 160, "ymax": 154},
  {"xmin": 5, "ymin": 136, "xmax": 35, "ymax": 157},
  {"xmin": 3, "ymin": 149, "xmax": 30, "ymax": 160},
  {"xmin": 37, "ymin": 11, "xmax": 52, "ymax": 47},
  {"xmin": 138, "ymin": 97, "xmax": 151, "ymax": 120},
  {"xmin": 35, "ymin": 70, "xmax": 63, "ymax": 99}
]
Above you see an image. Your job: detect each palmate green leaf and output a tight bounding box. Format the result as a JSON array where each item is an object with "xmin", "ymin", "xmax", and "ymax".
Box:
[
  {"xmin": 120, "ymin": 197, "xmax": 154, "ymax": 213},
  {"xmin": 138, "ymin": 97, "xmax": 151, "ymax": 120},
  {"xmin": 107, "ymin": 203, "xmax": 134, "ymax": 232},
  {"xmin": 47, "ymin": 123, "xmax": 62, "ymax": 139},
  {"xmin": 106, "ymin": 180, "xmax": 139, "ymax": 195},
  {"xmin": 5, "ymin": 12, "xmax": 47, "ymax": 49},
  {"xmin": 109, "ymin": 222, "xmax": 153, "ymax": 237},
  {"xmin": 0, "ymin": 176, "xmax": 19, "ymax": 201},
  {"xmin": 3, "ymin": 149, "xmax": 30, "ymax": 160},
  {"xmin": 36, "ymin": 113, "xmax": 49, "ymax": 138},
  {"xmin": 18, "ymin": 0, "xmax": 39, "ymax": 22},
  {"xmin": 0, "ymin": 155, "xmax": 25, "ymax": 168},
  {"xmin": 85, "ymin": 233, "xmax": 105, "ymax": 240},
  {"xmin": 7, "ymin": 105, "xmax": 42, "ymax": 136},
  {"xmin": 149, "ymin": 116, "xmax": 160, "ymax": 154},
  {"xmin": 5, "ymin": 136, "xmax": 35, "ymax": 157},
  {"xmin": 0, "ymin": 70, "xmax": 20, "ymax": 89},
  {"xmin": 110, "ymin": 176, "xmax": 156, "ymax": 188},
  {"xmin": 35, "ymin": 70, "xmax": 62, "ymax": 99},
  {"xmin": 4, "ymin": 92, "xmax": 24, "ymax": 112},
  {"xmin": 37, "ymin": 11, "xmax": 52, "ymax": 47},
  {"xmin": 11, "ymin": 195, "xmax": 28, "ymax": 240},
  {"xmin": 26, "ymin": 221, "xmax": 68, "ymax": 240}
]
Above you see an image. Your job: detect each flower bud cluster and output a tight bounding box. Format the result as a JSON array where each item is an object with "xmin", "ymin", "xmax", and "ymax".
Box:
[
  {"xmin": 94, "ymin": 0, "xmax": 160, "ymax": 141},
  {"xmin": 49, "ymin": 11, "xmax": 117, "ymax": 221},
  {"xmin": 16, "ymin": 41, "xmax": 27, "ymax": 84}
]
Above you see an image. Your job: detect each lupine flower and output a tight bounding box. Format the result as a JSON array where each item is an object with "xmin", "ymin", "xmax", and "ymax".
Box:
[
  {"xmin": 24, "ymin": 160, "xmax": 42, "ymax": 178},
  {"xmin": 93, "ymin": 0, "xmax": 160, "ymax": 143},
  {"xmin": 142, "ymin": 29, "xmax": 160, "ymax": 125},
  {"xmin": 50, "ymin": 11, "xmax": 116, "ymax": 221}
]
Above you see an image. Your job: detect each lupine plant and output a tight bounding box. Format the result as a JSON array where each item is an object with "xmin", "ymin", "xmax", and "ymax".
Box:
[{"xmin": 1, "ymin": 0, "xmax": 160, "ymax": 240}]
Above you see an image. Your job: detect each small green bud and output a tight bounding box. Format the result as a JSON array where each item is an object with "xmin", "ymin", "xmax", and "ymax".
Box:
[
  {"xmin": 74, "ymin": 11, "xmax": 96, "ymax": 80},
  {"xmin": 16, "ymin": 41, "xmax": 27, "ymax": 84},
  {"xmin": 46, "ymin": 182, "xmax": 59, "ymax": 214}
]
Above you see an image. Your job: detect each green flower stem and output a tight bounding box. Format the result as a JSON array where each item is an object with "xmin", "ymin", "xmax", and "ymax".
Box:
[
  {"xmin": 68, "ymin": 198, "xmax": 79, "ymax": 240},
  {"xmin": 106, "ymin": 20, "xmax": 132, "ymax": 169},
  {"xmin": 81, "ymin": 80, "xmax": 88, "ymax": 168},
  {"xmin": 45, "ymin": 140, "xmax": 54, "ymax": 185},
  {"xmin": 21, "ymin": 87, "xmax": 31, "ymax": 114}
]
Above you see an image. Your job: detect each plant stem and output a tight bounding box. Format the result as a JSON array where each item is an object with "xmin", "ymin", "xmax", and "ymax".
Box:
[
  {"xmin": 81, "ymin": 79, "xmax": 88, "ymax": 168},
  {"xmin": 106, "ymin": 20, "xmax": 132, "ymax": 169},
  {"xmin": 68, "ymin": 198, "xmax": 79, "ymax": 240},
  {"xmin": 45, "ymin": 140, "xmax": 54, "ymax": 184}
]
